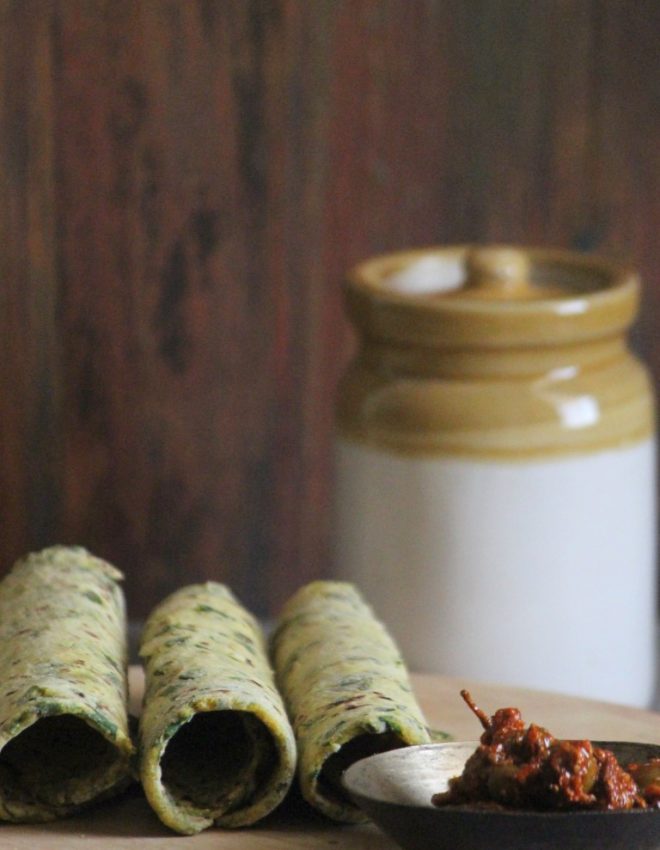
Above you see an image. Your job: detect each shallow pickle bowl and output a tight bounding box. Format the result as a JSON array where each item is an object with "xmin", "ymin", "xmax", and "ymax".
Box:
[{"xmin": 342, "ymin": 742, "xmax": 660, "ymax": 850}]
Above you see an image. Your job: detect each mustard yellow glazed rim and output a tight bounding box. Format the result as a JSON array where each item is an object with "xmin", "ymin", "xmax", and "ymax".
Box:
[
  {"xmin": 345, "ymin": 245, "xmax": 639, "ymax": 349},
  {"xmin": 338, "ymin": 246, "xmax": 655, "ymax": 459}
]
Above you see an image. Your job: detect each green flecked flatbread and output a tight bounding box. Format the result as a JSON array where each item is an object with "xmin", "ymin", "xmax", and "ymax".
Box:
[
  {"xmin": 271, "ymin": 581, "xmax": 431, "ymax": 823},
  {"xmin": 0, "ymin": 546, "xmax": 134, "ymax": 822},
  {"xmin": 138, "ymin": 583, "xmax": 297, "ymax": 835}
]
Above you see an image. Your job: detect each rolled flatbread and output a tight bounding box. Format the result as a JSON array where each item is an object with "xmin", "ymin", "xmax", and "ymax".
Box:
[
  {"xmin": 271, "ymin": 580, "xmax": 431, "ymax": 822},
  {"xmin": 138, "ymin": 582, "xmax": 296, "ymax": 834},
  {"xmin": 0, "ymin": 546, "xmax": 133, "ymax": 821}
]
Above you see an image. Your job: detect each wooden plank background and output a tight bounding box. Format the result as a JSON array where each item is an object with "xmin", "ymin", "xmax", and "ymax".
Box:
[{"xmin": 0, "ymin": 0, "xmax": 658, "ymax": 621}]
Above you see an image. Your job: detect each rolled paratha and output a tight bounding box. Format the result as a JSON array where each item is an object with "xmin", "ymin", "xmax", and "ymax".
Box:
[
  {"xmin": 271, "ymin": 580, "xmax": 431, "ymax": 822},
  {"xmin": 0, "ymin": 545, "xmax": 133, "ymax": 822},
  {"xmin": 138, "ymin": 582, "xmax": 296, "ymax": 834}
]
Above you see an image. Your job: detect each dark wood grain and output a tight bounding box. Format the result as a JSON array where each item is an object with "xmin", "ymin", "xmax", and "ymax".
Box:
[
  {"xmin": 0, "ymin": 0, "xmax": 658, "ymax": 620},
  {"xmin": 0, "ymin": 2, "xmax": 62, "ymax": 559}
]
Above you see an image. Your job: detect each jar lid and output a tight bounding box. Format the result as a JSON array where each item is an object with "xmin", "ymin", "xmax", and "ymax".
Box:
[{"xmin": 345, "ymin": 246, "xmax": 639, "ymax": 348}]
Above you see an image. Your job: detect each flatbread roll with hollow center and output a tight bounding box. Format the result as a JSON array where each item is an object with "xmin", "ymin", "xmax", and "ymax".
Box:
[
  {"xmin": 138, "ymin": 583, "xmax": 296, "ymax": 834},
  {"xmin": 271, "ymin": 580, "xmax": 431, "ymax": 822},
  {"xmin": 0, "ymin": 546, "xmax": 133, "ymax": 822}
]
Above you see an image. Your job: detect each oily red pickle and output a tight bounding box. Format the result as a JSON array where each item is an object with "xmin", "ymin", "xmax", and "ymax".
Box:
[{"xmin": 432, "ymin": 691, "xmax": 660, "ymax": 811}]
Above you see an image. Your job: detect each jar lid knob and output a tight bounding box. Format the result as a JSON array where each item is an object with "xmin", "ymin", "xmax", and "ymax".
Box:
[{"xmin": 465, "ymin": 247, "xmax": 531, "ymax": 296}]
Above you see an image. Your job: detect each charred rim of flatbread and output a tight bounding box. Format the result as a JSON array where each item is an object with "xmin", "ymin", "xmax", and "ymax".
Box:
[
  {"xmin": 160, "ymin": 710, "xmax": 279, "ymax": 810},
  {"xmin": 0, "ymin": 715, "xmax": 122, "ymax": 806},
  {"xmin": 320, "ymin": 731, "xmax": 408, "ymax": 804}
]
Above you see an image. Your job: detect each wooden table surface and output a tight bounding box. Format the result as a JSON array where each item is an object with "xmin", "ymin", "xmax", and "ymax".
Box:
[{"xmin": 2, "ymin": 668, "xmax": 658, "ymax": 849}]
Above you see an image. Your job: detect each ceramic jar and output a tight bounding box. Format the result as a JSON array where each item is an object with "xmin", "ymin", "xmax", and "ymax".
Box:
[{"xmin": 334, "ymin": 246, "xmax": 657, "ymax": 707}]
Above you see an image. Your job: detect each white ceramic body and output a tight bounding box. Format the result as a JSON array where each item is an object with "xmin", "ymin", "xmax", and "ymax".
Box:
[{"xmin": 334, "ymin": 437, "xmax": 658, "ymax": 707}]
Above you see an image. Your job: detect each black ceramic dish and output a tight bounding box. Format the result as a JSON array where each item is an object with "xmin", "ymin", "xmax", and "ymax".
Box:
[{"xmin": 342, "ymin": 742, "xmax": 660, "ymax": 850}]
